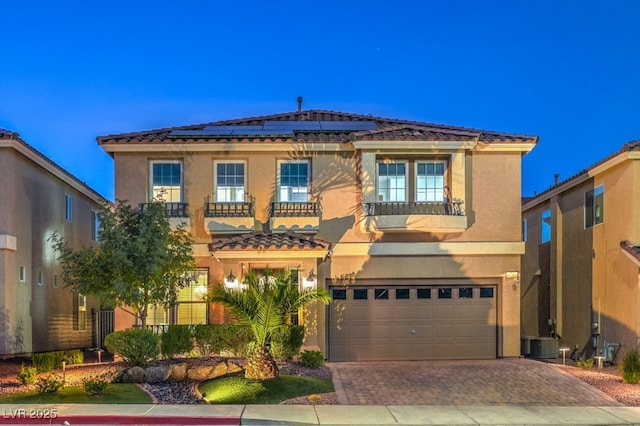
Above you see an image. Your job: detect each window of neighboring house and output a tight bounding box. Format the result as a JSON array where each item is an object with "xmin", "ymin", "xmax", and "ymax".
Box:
[
  {"xmin": 53, "ymin": 274, "xmax": 59, "ymax": 288},
  {"xmin": 416, "ymin": 161, "xmax": 445, "ymax": 202},
  {"xmin": 585, "ymin": 185, "xmax": 604, "ymax": 228},
  {"xmin": 73, "ymin": 292, "xmax": 87, "ymax": 331},
  {"xmin": 176, "ymin": 269, "xmax": 208, "ymax": 325},
  {"xmin": 19, "ymin": 266, "xmax": 26, "ymax": 282},
  {"xmin": 377, "ymin": 162, "xmax": 407, "ymax": 201},
  {"xmin": 150, "ymin": 161, "xmax": 182, "ymax": 202},
  {"xmin": 522, "ymin": 218, "xmax": 528, "ymax": 242},
  {"xmin": 541, "ymin": 209, "xmax": 551, "ymax": 243},
  {"xmin": 215, "ymin": 161, "xmax": 245, "ymax": 202},
  {"xmin": 36, "ymin": 270, "xmax": 43, "ymax": 286},
  {"xmin": 91, "ymin": 210, "xmax": 100, "ymax": 242},
  {"xmin": 65, "ymin": 195, "xmax": 73, "ymax": 222},
  {"xmin": 278, "ymin": 160, "xmax": 309, "ymax": 202}
]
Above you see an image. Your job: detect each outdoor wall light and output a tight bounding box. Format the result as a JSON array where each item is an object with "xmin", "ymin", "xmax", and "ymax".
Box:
[
  {"xmin": 506, "ymin": 271, "xmax": 520, "ymax": 288},
  {"xmin": 224, "ymin": 270, "xmax": 239, "ymax": 289},
  {"xmin": 303, "ymin": 269, "xmax": 317, "ymax": 289}
]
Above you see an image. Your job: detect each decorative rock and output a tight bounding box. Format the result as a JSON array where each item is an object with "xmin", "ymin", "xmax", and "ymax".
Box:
[
  {"xmin": 145, "ymin": 365, "xmax": 171, "ymax": 383},
  {"xmin": 209, "ymin": 361, "xmax": 228, "ymax": 379},
  {"xmin": 170, "ymin": 363, "xmax": 188, "ymax": 382},
  {"xmin": 227, "ymin": 361, "xmax": 243, "ymax": 375},
  {"xmin": 122, "ymin": 366, "xmax": 146, "ymax": 383},
  {"xmin": 187, "ymin": 365, "xmax": 213, "ymax": 381}
]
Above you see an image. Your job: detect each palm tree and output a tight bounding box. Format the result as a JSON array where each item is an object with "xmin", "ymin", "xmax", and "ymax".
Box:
[{"xmin": 208, "ymin": 269, "xmax": 331, "ymax": 380}]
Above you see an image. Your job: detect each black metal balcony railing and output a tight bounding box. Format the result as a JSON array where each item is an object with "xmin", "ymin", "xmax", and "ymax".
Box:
[
  {"xmin": 270, "ymin": 202, "xmax": 319, "ymax": 217},
  {"xmin": 139, "ymin": 202, "xmax": 189, "ymax": 218},
  {"xmin": 364, "ymin": 201, "xmax": 465, "ymax": 216},
  {"xmin": 204, "ymin": 202, "xmax": 254, "ymax": 218}
]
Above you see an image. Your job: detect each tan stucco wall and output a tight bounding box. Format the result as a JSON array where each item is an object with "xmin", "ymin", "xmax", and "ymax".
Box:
[
  {"xmin": 0, "ymin": 145, "xmax": 102, "ymax": 357},
  {"xmin": 522, "ymin": 157, "xmax": 640, "ymax": 356},
  {"xmin": 111, "ymin": 145, "xmax": 526, "ymax": 357}
]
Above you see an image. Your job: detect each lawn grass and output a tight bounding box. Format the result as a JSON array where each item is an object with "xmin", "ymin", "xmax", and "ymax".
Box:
[
  {"xmin": 199, "ymin": 374, "xmax": 334, "ymax": 404},
  {"xmin": 0, "ymin": 384, "xmax": 152, "ymax": 404}
]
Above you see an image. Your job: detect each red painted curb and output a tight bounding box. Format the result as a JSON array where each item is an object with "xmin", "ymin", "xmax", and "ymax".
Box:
[{"xmin": 0, "ymin": 415, "xmax": 240, "ymax": 425}]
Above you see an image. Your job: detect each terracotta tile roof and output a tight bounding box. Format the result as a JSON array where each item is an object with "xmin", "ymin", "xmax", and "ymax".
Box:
[
  {"xmin": 208, "ymin": 232, "xmax": 331, "ymax": 253},
  {"xmin": 621, "ymin": 240, "xmax": 640, "ymax": 263},
  {"xmin": 523, "ymin": 140, "xmax": 640, "ymax": 206},
  {"xmin": 0, "ymin": 128, "xmax": 20, "ymax": 140},
  {"xmin": 97, "ymin": 109, "xmax": 537, "ymax": 146}
]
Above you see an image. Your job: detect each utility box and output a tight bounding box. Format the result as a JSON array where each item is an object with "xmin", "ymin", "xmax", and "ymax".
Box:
[
  {"xmin": 521, "ymin": 336, "xmax": 535, "ymax": 357},
  {"xmin": 531, "ymin": 337, "xmax": 559, "ymax": 359}
]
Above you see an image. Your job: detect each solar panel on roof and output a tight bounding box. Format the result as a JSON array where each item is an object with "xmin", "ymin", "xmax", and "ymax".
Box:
[
  {"xmin": 168, "ymin": 120, "xmax": 378, "ymax": 137},
  {"xmin": 319, "ymin": 121, "xmax": 377, "ymax": 131}
]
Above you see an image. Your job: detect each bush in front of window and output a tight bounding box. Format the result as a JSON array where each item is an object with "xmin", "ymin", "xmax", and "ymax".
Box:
[
  {"xmin": 193, "ymin": 324, "xmax": 253, "ymax": 357},
  {"xmin": 161, "ymin": 325, "xmax": 194, "ymax": 359},
  {"xmin": 269, "ymin": 325, "xmax": 305, "ymax": 361},
  {"xmin": 104, "ymin": 328, "xmax": 160, "ymax": 367}
]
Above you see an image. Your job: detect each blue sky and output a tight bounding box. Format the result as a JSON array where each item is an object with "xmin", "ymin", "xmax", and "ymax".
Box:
[{"xmin": 1, "ymin": 1, "xmax": 638, "ymax": 201}]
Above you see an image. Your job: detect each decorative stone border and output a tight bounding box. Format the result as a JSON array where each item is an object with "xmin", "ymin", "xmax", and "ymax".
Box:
[{"xmin": 117, "ymin": 360, "xmax": 244, "ymax": 384}]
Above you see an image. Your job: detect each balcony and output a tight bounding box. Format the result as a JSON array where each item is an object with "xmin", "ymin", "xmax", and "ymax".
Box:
[
  {"xmin": 204, "ymin": 201, "xmax": 255, "ymax": 235},
  {"xmin": 269, "ymin": 202, "xmax": 320, "ymax": 233},
  {"xmin": 140, "ymin": 202, "xmax": 190, "ymax": 229},
  {"xmin": 362, "ymin": 201, "xmax": 467, "ymax": 233}
]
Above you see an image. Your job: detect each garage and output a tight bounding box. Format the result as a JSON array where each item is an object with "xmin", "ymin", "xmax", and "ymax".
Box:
[{"xmin": 328, "ymin": 286, "xmax": 497, "ymax": 361}]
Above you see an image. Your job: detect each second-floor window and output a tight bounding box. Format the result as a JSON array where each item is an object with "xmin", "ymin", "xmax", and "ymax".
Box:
[
  {"xmin": 91, "ymin": 210, "xmax": 100, "ymax": 242},
  {"xmin": 278, "ymin": 160, "xmax": 309, "ymax": 202},
  {"xmin": 377, "ymin": 160, "xmax": 446, "ymax": 202},
  {"xmin": 541, "ymin": 209, "xmax": 551, "ymax": 244},
  {"xmin": 215, "ymin": 161, "xmax": 245, "ymax": 202},
  {"xmin": 585, "ymin": 185, "xmax": 604, "ymax": 228},
  {"xmin": 65, "ymin": 195, "xmax": 73, "ymax": 222},
  {"xmin": 151, "ymin": 161, "xmax": 182, "ymax": 202}
]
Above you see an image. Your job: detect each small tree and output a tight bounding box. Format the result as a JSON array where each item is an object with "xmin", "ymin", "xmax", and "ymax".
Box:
[
  {"xmin": 50, "ymin": 200, "xmax": 195, "ymax": 327},
  {"xmin": 208, "ymin": 269, "xmax": 331, "ymax": 380}
]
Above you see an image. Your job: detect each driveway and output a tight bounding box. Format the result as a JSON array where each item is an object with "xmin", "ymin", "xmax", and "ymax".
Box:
[{"xmin": 327, "ymin": 358, "xmax": 622, "ymax": 406}]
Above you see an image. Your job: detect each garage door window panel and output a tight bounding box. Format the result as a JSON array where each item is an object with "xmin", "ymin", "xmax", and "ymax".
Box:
[
  {"xmin": 459, "ymin": 288, "xmax": 473, "ymax": 298},
  {"xmin": 332, "ymin": 289, "xmax": 346, "ymax": 300},
  {"xmin": 375, "ymin": 289, "xmax": 389, "ymax": 299},
  {"xmin": 396, "ymin": 288, "xmax": 410, "ymax": 299},
  {"xmin": 417, "ymin": 288, "xmax": 431, "ymax": 299},
  {"xmin": 438, "ymin": 288, "xmax": 452, "ymax": 299},
  {"xmin": 480, "ymin": 288, "xmax": 494, "ymax": 298},
  {"xmin": 354, "ymin": 289, "xmax": 368, "ymax": 300}
]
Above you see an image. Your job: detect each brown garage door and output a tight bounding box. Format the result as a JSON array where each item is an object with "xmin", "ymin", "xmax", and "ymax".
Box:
[{"xmin": 328, "ymin": 286, "xmax": 497, "ymax": 361}]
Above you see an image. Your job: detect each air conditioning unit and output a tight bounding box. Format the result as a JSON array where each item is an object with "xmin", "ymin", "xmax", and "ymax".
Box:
[{"xmin": 530, "ymin": 337, "xmax": 559, "ymax": 359}]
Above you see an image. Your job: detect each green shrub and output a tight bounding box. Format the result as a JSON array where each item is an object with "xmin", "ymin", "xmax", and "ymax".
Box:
[
  {"xmin": 193, "ymin": 324, "xmax": 253, "ymax": 357},
  {"xmin": 300, "ymin": 350, "xmax": 324, "ymax": 368},
  {"xmin": 83, "ymin": 374, "xmax": 110, "ymax": 396},
  {"xmin": 104, "ymin": 328, "xmax": 160, "ymax": 366},
  {"xmin": 270, "ymin": 325, "xmax": 305, "ymax": 361},
  {"xmin": 576, "ymin": 356, "xmax": 594, "ymax": 369},
  {"xmin": 32, "ymin": 350, "xmax": 84, "ymax": 373},
  {"xmin": 32, "ymin": 352, "xmax": 57, "ymax": 373},
  {"xmin": 161, "ymin": 325, "xmax": 194, "ymax": 359},
  {"xmin": 17, "ymin": 363, "xmax": 37, "ymax": 385},
  {"xmin": 620, "ymin": 347, "xmax": 640, "ymax": 384},
  {"xmin": 35, "ymin": 375, "xmax": 64, "ymax": 394}
]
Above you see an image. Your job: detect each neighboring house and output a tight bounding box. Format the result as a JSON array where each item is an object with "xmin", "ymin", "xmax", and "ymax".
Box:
[
  {"xmin": 0, "ymin": 129, "xmax": 108, "ymax": 358},
  {"xmin": 521, "ymin": 141, "xmax": 640, "ymax": 361},
  {"xmin": 98, "ymin": 107, "xmax": 537, "ymax": 361}
]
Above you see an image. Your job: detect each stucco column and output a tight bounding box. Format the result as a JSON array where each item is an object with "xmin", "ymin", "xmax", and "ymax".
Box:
[{"xmin": 550, "ymin": 195, "xmax": 563, "ymax": 337}]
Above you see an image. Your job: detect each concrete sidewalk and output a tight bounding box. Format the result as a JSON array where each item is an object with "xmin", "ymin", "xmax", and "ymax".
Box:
[{"xmin": 3, "ymin": 403, "xmax": 640, "ymax": 425}]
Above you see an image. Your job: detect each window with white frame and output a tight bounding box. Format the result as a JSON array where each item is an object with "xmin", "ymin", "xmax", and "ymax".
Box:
[
  {"xmin": 215, "ymin": 161, "xmax": 245, "ymax": 202},
  {"xmin": 176, "ymin": 269, "xmax": 208, "ymax": 325},
  {"xmin": 19, "ymin": 266, "xmax": 26, "ymax": 282},
  {"xmin": 377, "ymin": 162, "xmax": 407, "ymax": 201},
  {"xmin": 37, "ymin": 270, "xmax": 43, "ymax": 286},
  {"xmin": 585, "ymin": 185, "xmax": 604, "ymax": 228},
  {"xmin": 416, "ymin": 161, "xmax": 445, "ymax": 202},
  {"xmin": 91, "ymin": 210, "xmax": 100, "ymax": 242},
  {"xmin": 150, "ymin": 161, "xmax": 182, "ymax": 202},
  {"xmin": 65, "ymin": 195, "xmax": 73, "ymax": 222},
  {"xmin": 278, "ymin": 160, "xmax": 309, "ymax": 202},
  {"xmin": 522, "ymin": 218, "xmax": 528, "ymax": 242},
  {"xmin": 541, "ymin": 209, "xmax": 551, "ymax": 244}
]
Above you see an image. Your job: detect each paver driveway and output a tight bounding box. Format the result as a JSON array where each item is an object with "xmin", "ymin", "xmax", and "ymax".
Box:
[{"xmin": 327, "ymin": 358, "xmax": 623, "ymax": 406}]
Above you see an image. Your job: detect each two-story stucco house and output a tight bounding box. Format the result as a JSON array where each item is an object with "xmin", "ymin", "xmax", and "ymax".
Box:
[
  {"xmin": 98, "ymin": 107, "xmax": 537, "ymax": 361},
  {"xmin": 522, "ymin": 141, "xmax": 640, "ymax": 362},
  {"xmin": 0, "ymin": 129, "xmax": 107, "ymax": 358}
]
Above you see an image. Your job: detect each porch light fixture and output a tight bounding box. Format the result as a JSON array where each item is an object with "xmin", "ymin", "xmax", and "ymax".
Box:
[
  {"xmin": 303, "ymin": 269, "xmax": 317, "ymax": 289},
  {"xmin": 506, "ymin": 271, "xmax": 520, "ymax": 288},
  {"xmin": 224, "ymin": 270, "xmax": 239, "ymax": 289}
]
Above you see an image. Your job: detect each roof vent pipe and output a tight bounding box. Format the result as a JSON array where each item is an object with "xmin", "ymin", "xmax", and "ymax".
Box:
[
  {"xmin": 554, "ymin": 173, "xmax": 559, "ymax": 186},
  {"xmin": 297, "ymin": 96, "xmax": 303, "ymax": 112}
]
